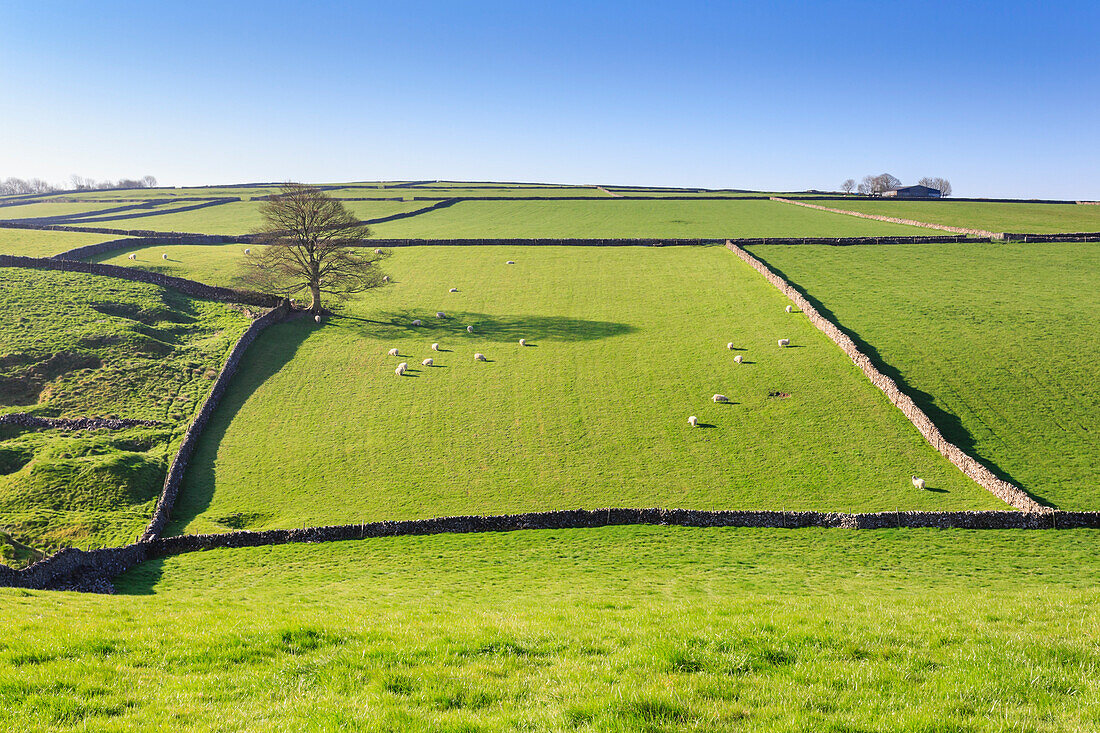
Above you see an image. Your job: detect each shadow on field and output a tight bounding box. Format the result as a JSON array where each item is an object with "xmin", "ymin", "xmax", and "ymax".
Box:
[
  {"xmin": 750, "ymin": 252, "xmax": 1053, "ymax": 508},
  {"xmin": 335, "ymin": 311, "xmax": 635, "ymax": 343}
]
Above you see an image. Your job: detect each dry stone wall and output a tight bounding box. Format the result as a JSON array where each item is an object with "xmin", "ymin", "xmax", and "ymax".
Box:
[
  {"xmin": 0, "ymin": 414, "xmax": 163, "ymax": 431},
  {"xmin": 771, "ymin": 197, "xmax": 1001, "ymax": 238},
  {"xmin": 727, "ymin": 241, "xmax": 1043, "ymax": 511}
]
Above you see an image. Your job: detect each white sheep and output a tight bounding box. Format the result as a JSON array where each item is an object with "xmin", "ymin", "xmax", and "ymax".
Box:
[
  {"xmin": 412, "ymin": 319, "xmax": 422, "ymax": 326},
  {"xmin": 388, "ymin": 348, "xmax": 399, "ymax": 357},
  {"xmin": 449, "ymin": 288, "xmax": 458, "ymax": 293},
  {"xmin": 726, "ymin": 342, "xmax": 735, "ymax": 350},
  {"xmin": 382, "ymin": 275, "xmax": 390, "ymax": 283},
  {"xmin": 431, "ymin": 343, "xmax": 440, "ymax": 351},
  {"xmin": 506, "ymin": 260, "xmax": 515, "ymax": 264},
  {"xmin": 395, "ymin": 362, "xmax": 408, "ymax": 376},
  {"xmin": 518, "ymin": 338, "xmax": 526, "ymax": 346},
  {"xmin": 127, "ymin": 253, "xmax": 136, "ymax": 260},
  {"xmin": 713, "ymin": 394, "xmax": 729, "ymax": 403},
  {"xmin": 244, "ymin": 248, "xmax": 251, "ymax": 254},
  {"xmin": 375, "ymin": 248, "xmax": 384, "ymax": 254},
  {"xmin": 688, "ymin": 415, "xmax": 698, "ymax": 427},
  {"xmin": 778, "ymin": 338, "xmax": 790, "ymax": 347},
  {"xmin": 466, "ymin": 325, "xmax": 474, "ymax": 333},
  {"xmin": 422, "ymin": 358, "xmax": 433, "ymax": 367},
  {"xmin": 734, "ymin": 354, "xmax": 743, "ymax": 364},
  {"xmin": 785, "ymin": 305, "xmax": 793, "ymax": 313},
  {"xmin": 162, "ymin": 253, "xmax": 169, "ymax": 260},
  {"xmin": 912, "ymin": 475, "xmax": 926, "ymax": 490},
  {"xmin": 436, "ymin": 312, "xmax": 446, "ymax": 318},
  {"xmin": 314, "ymin": 315, "xmax": 321, "ymax": 323},
  {"xmin": 474, "ymin": 352, "xmax": 486, "ymax": 361}
]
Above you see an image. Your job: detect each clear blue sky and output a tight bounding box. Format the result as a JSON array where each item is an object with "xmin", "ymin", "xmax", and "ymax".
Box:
[{"xmin": 2, "ymin": 1, "xmax": 1098, "ymax": 198}]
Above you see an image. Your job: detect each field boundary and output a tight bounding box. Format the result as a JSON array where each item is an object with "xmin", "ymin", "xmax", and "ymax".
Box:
[
  {"xmin": 726, "ymin": 241, "xmax": 1043, "ymax": 511},
  {"xmin": 3, "ymin": 508, "xmax": 1097, "ymax": 592},
  {"xmin": 771, "ymin": 197, "xmax": 1001, "ymax": 238}
]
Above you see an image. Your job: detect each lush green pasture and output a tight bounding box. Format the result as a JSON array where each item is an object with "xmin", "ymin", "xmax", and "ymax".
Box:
[
  {"xmin": 0, "ymin": 201, "xmax": 134, "ymax": 221},
  {"xmin": 2, "ymin": 526, "xmax": 1099, "ymax": 731},
  {"xmin": 747, "ymin": 242, "xmax": 1100, "ymax": 509},
  {"xmin": 366, "ymin": 199, "xmax": 931, "ymax": 239},
  {"xmin": 331, "ymin": 186, "xmax": 609, "ymax": 198},
  {"xmin": 0, "ymin": 269, "xmax": 250, "ymax": 558},
  {"xmin": 0, "ymin": 229, "xmax": 125, "ymax": 258},
  {"xmin": 173, "ymin": 246, "xmax": 998, "ymax": 536},
  {"xmin": 89, "ymin": 243, "xmax": 252, "ymax": 287},
  {"xmin": 823, "ymin": 199, "xmax": 1100, "ymax": 234}
]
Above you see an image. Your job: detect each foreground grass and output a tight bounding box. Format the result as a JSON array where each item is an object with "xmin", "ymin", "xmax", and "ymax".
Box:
[
  {"xmin": 0, "ymin": 268, "xmax": 250, "ymax": 557},
  {"xmin": 822, "ymin": 199, "xmax": 1100, "ymax": 234},
  {"xmin": 0, "ymin": 228, "xmax": 126, "ymax": 258},
  {"xmin": 1, "ymin": 526, "xmax": 1098, "ymax": 731},
  {"xmin": 172, "ymin": 246, "xmax": 999, "ymax": 536},
  {"xmin": 747, "ymin": 242, "xmax": 1100, "ymax": 509}
]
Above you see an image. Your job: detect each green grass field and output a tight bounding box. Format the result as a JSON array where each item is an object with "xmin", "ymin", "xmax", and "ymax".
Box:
[
  {"xmin": 0, "ymin": 201, "xmax": 136, "ymax": 221},
  {"xmin": 170, "ymin": 245, "xmax": 1000, "ymax": 536},
  {"xmin": 1, "ymin": 525, "xmax": 1098, "ymax": 731},
  {"xmin": 746, "ymin": 242, "xmax": 1100, "ymax": 509},
  {"xmin": 0, "ymin": 268, "xmax": 250, "ymax": 557},
  {"xmin": 0, "ymin": 229, "xmax": 126, "ymax": 258},
  {"xmin": 89, "ymin": 243, "xmax": 252, "ymax": 287},
  {"xmin": 822, "ymin": 199, "xmax": 1100, "ymax": 234}
]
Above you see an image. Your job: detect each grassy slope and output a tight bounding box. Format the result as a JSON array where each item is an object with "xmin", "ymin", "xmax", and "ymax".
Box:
[
  {"xmin": 0, "ymin": 268, "xmax": 251, "ymax": 557},
  {"xmin": 823, "ymin": 199, "xmax": 1100, "ymax": 234},
  {"xmin": 746, "ymin": 242, "xmax": 1100, "ymax": 509},
  {"xmin": 89, "ymin": 243, "xmax": 252, "ymax": 288},
  {"xmin": 0, "ymin": 229, "xmax": 125, "ymax": 258},
  {"xmin": 1, "ymin": 526, "xmax": 1098, "ymax": 731},
  {"xmin": 173, "ymin": 246, "xmax": 998, "ymax": 536},
  {"xmin": 0, "ymin": 202, "xmax": 136, "ymax": 220}
]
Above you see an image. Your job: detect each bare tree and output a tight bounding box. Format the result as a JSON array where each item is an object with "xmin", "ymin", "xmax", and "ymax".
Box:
[
  {"xmin": 240, "ymin": 184, "xmax": 388, "ymax": 313},
  {"xmin": 918, "ymin": 176, "xmax": 952, "ymax": 197},
  {"xmin": 140, "ymin": 175, "xmax": 158, "ymax": 188},
  {"xmin": 841, "ymin": 178, "xmax": 856, "ymax": 195},
  {"xmin": 859, "ymin": 173, "xmax": 901, "ymax": 196}
]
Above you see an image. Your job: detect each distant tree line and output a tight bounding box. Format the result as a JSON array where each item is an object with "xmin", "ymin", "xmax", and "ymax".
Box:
[
  {"xmin": 0, "ymin": 174, "xmax": 158, "ymax": 196},
  {"xmin": 839, "ymin": 174, "xmax": 951, "ymax": 197}
]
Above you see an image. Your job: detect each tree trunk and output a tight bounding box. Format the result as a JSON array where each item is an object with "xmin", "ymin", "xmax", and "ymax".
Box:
[{"xmin": 309, "ymin": 282, "xmax": 322, "ymax": 313}]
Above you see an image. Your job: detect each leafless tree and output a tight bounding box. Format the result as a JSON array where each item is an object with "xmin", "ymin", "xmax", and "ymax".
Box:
[
  {"xmin": 840, "ymin": 178, "xmax": 856, "ymax": 194},
  {"xmin": 240, "ymin": 184, "xmax": 388, "ymax": 313},
  {"xmin": 859, "ymin": 173, "xmax": 902, "ymax": 196},
  {"xmin": 140, "ymin": 175, "xmax": 158, "ymax": 188},
  {"xmin": 919, "ymin": 176, "xmax": 952, "ymax": 197}
]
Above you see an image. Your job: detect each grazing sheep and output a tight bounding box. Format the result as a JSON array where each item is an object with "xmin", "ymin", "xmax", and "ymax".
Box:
[
  {"xmin": 912, "ymin": 475, "xmax": 926, "ymax": 490},
  {"xmin": 474, "ymin": 352, "xmax": 486, "ymax": 362},
  {"xmin": 777, "ymin": 338, "xmax": 790, "ymax": 347},
  {"xmin": 382, "ymin": 275, "xmax": 390, "ymax": 283},
  {"xmin": 785, "ymin": 305, "xmax": 793, "ymax": 313},
  {"xmin": 734, "ymin": 354, "xmax": 743, "ymax": 363},
  {"xmin": 422, "ymin": 358, "xmax": 433, "ymax": 367},
  {"xmin": 688, "ymin": 415, "xmax": 698, "ymax": 427},
  {"xmin": 713, "ymin": 394, "xmax": 729, "ymax": 403},
  {"xmin": 726, "ymin": 342, "xmax": 735, "ymax": 350},
  {"xmin": 314, "ymin": 315, "xmax": 321, "ymax": 323},
  {"xmin": 436, "ymin": 312, "xmax": 446, "ymax": 318},
  {"xmin": 395, "ymin": 362, "xmax": 408, "ymax": 376},
  {"xmin": 412, "ymin": 319, "xmax": 422, "ymax": 326},
  {"xmin": 519, "ymin": 338, "xmax": 526, "ymax": 346},
  {"xmin": 466, "ymin": 325, "xmax": 474, "ymax": 333},
  {"xmin": 127, "ymin": 253, "xmax": 136, "ymax": 260},
  {"xmin": 506, "ymin": 260, "xmax": 515, "ymax": 264},
  {"xmin": 449, "ymin": 288, "xmax": 458, "ymax": 293},
  {"xmin": 431, "ymin": 343, "xmax": 440, "ymax": 351},
  {"xmin": 244, "ymin": 248, "xmax": 251, "ymax": 254},
  {"xmin": 375, "ymin": 248, "xmax": 384, "ymax": 254},
  {"xmin": 388, "ymin": 348, "xmax": 399, "ymax": 357},
  {"xmin": 162, "ymin": 253, "xmax": 169, "ymax": 260}
]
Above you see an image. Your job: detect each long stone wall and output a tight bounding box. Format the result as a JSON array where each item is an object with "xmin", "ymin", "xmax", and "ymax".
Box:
[
  {"xmin": 0, "ymin": 221, "xmax": 254, "ymax": 240},
  {"xmin": 726, "ymin": 242, "xmax": 1043, "ymax": 511},
  {"xmin": 4, "ymin": 507, "xmax": 1099, "ymax": 592},
  {"xmin": 366, "ymin": 235, "xmax": 974, "ymax": 247},
  {"xmin": 1001, "ymin": 232, "xmax": 1100, "ymax": 242},
  {"xmin": 138, "ymin": 301, "xmax": 292, "ymax": 541},
  {"xmin": 0, "ymin": 254, "xmax": 281, "ymax": 307},
  {"xmin": 0, "ymin": 414, "xmax": 163, "ymax": 431},
  {"xmin": 771, "ymin": 197, "xmax": 1001, "ymax": 238},
  {"xmin": 52, "ymin": 234, "xmax": 251, "ymax": 261}
]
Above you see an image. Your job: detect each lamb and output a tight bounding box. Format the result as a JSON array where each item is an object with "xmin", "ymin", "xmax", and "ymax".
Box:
[
  {"xmin": 726, "ymin": 342, "xmax": 735, "ymax": 350},
  {"xmin": 436, "ymin": 312, "xmax": 446, "ymax": 318},
  {"xmin": 244, "ymin": 248, "xmax": 251, "ymax": 254},
  {"xmin": 314, "ymin": 315, "xmax": 321, "ymax": 323},
  {"xmin": 466, "ymin": 325, "xmax": 474, "ymax": 333},
  {"xmin": 713, "ymin": 394, "xmax": 729, "ymax": 403},
  {"xmin": 518, "ymin": 338, "xmax": 526, "ymax": 346},
  {"xmin": 777, "ymin": 338, "xmax": 790, "ymax": 347},
  {"xmin": 431, "ymin": 343, "xmax": 440, "ymax": 351},
  {"xmin": 388, "ymin": 348, "xmax": 399, "ymax": 357},
  {"xmin": 422, "ymin": 358, "xmax": 433, "ymax": 367},
  {"xmin": 382, "ymin": 275, "xmax": 390, "ymax": 283},
  {"xmin": 912, "ymin": 475, "xmax": 926, "ymax": 490},
  {"xmin": 375, "ymin": 248, "xmax": 384, "ymax": 254},
  {"xmin": 506, "ymin": 260, "xmax": 515, "ymax": 264},
  {"xmin": 734, "ymin": 354, "xmax": 743, "ymax": 364},
  {"xmin": 395, "ymin": 362, "xmax": 408, "ymax": 376},
  {"xmin": 688, "ymin": 415, "xmax": 698, "ymax": 427},
  {"xmin": 412, "ymin": 319, "xmax": 422, "ymax": 326},
  {"xmin": 474, "ymin": 352, "xmax": 486, "ymax": 361},
  {"xmin": 785, "ymin": 305, "xmax": 793, "ymax": 313},
  {"xmin": 449, "ymin": 288, "xmax": 458, "ymax": 293},
  {"xmin": 162, "ymin": 253, "xmax": 169, "ymax": 260},
  {"xmin": 127, "ymin": 253, "xmax": 136, "ymax": 260}
]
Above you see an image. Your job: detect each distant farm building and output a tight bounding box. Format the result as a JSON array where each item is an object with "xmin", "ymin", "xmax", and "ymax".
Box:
[{"xmin": 882, "ymin": 185, "xmax": 942, "ymax": 198}]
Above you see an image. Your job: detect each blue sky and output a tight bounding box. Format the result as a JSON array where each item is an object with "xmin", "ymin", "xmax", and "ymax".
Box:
[{"xmin": 2, "ymin": 1, "xmax": 1097, "ymax": 197}]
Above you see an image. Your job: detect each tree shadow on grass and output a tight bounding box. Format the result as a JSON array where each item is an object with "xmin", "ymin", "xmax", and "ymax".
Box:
[
  {"xmin": 333, "ymin": 311, "xmax": 636, "ymax": 343},
  {"xmin": 117, "ymin": 319, "xmax": 313, "ymax": 595},
  {"xmin": 750, "ymin": 251, "xmax": 1054, "ymax": 508}
]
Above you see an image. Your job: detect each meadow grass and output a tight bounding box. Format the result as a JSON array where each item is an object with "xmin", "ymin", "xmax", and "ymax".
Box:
[
  {"xmin": 1, "ymin": 525, "xmax": 1098, "ymax": 731},
  {"xmin": 366, "ymin": 199, "xmax": 932, "ymax": 239},
  {"xmin": 823, "ymin": 199, "xmax": 1100, "ymax": 234},
  {"xmin": 0, "ymin": 201, "xmax": 137, "ymax": 220},
  {"xmin": 0, "ymin": 268, "xmax": 251, "ymax": 557},
  {"xmin": 171, "ymin": 245, "xmax": 1000, "ymax": 536},
  {"xmin": 89, "ymin": 243, "xmax": 254, "ymax": 287},
  {"xmin": 746, "ymin": 242, "xmax": 1100, "ymax": 509},
  {"xmin": 0, "ymin": 228, "xmax": 127, "ymax": 257}
]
